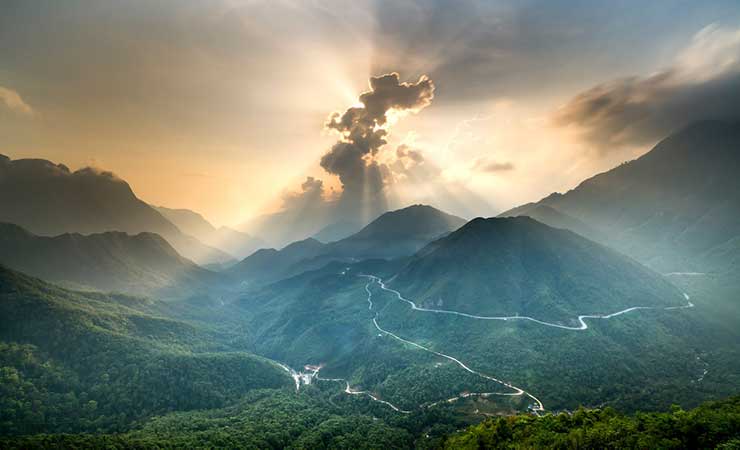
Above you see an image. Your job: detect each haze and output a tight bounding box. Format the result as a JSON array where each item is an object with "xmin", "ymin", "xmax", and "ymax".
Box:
[{"xmin": 3, "ymin": 0, "xmax": 740, "ymax": 226}]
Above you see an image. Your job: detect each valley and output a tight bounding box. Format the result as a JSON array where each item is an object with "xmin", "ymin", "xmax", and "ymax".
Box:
[
  {"xmin": 271, "ymin": 269, "xmax": 699, "ymax": 417},
  {"xmin": 1, "ymin": 125, "xmax": 738, "ymax": 447}
]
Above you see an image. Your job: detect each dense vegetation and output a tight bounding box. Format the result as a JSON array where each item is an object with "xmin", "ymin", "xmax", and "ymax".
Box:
[
  {"xmin": 2, "ymin": 393, "xmax": 737, "ymax": 449},
  {"xmin": 0, "ymin": 222, "xmax": 220, "ymax": 296},
  {"xmin": 235, "ymin": 262, "xmax": 738, "ymax": 413},
  {"xmin": 391, "ymin": 216, "xmax": 684, "ymax": 320},
  {"xmin": 443, "ymin": 396, "xmax": 740, "ymax": 449},
  {"xmin": 1, "ymin": 242, "xmax": 737, "ymax": 446},
  {"xmin": 0, "ymin": 266, "xmax": 290, "ymax": 434}
]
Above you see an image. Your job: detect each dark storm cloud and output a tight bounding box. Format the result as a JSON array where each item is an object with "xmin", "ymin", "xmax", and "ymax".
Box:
[
  {"xmin": 554, "ymin": 25, "xmax": 740, "ymax": 150},
  {"xmin": 320, "ymin": 73, "xmax": 434, "ymax": 211},
  {"xmin": 554, "ymin": 70, "xmax": 740, "ymax": 149}
]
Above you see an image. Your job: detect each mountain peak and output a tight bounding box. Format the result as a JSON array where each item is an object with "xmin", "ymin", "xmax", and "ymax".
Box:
[
  {"xmin": 350, "ymin": 204, "xmax": 466, "ymax": 240},
  {"xmin": 392, "ymin": 215, "xmax": 682, "ymax": 321}
]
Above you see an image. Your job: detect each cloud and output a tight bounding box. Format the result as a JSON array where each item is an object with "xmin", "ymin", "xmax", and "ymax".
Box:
[
  {"xmin": 0, "ymin": 86, "xmax": 33, "ymax": 115},
  {"xmin": 472, "ymin": 157, "xmax": 514, "ymax": 173},
  {"xmin": 553, "ymin": 24, "xmax": 740, "ymax": 150},
  {"xmin": 281, "ymin": 176, "xmax": 326, "ymax": 210},
  {"xmin": 320, "ymin": 72, "xmax": 434, "ymax": 218}
]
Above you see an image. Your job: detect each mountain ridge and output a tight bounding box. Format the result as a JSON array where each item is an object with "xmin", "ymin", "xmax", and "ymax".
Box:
[
  {"xmin": 0, "ymin": 154, "xmax": 233, "ymax": 265},
  {"xmin": 0, "ymin": 222, "xmax": 220, "ymax": 296},
  {"xmin": 500, "ymin": 120, "xmax": 740, "ymax": 273},
  {"xmin": 228, "ymin": 205, "xmax": 466, "ymax": 285},
  {"xmin": 387, "ymin": 216, "xmax": 684, "ymax": 321}
]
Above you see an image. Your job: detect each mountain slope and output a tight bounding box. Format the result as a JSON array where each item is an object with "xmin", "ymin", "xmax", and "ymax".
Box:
[
  {"xmin": 0, "ymin": 222, "xmax": 218, "ymax": 295},
  {"xmin": 235, "ymin": 235, "xmax": 728, "ymax": 414},
  {"xmin": 227, "ymin": 238, "xmax": 327, "ymax": 286},
  {"xmin": 500, "ymin": 121, "xmax": 740, "ymax": 273},
  {"xmin": 324, "ymin": 204, "xmax": 466, "ymax": 259},
  {"xmin": 388, "ymin": 216, "xmax": 685, "ymax": 322},
  {"xmin": 312, "ymin": 220, "xmax": 362, "ymax": 243},
  {"xmin": 154, "ymin": 205, "xmax": 217, "ymax": 240},
  {"xmin": 0, "ymin": 266, "xmax": 291, "ymax": 434},
  {"xmin": 0, "ymin": 155, "xmax": 233, "ymax": 265}
]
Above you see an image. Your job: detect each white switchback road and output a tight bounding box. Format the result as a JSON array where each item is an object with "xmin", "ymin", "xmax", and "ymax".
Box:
[
  {"xmin": 279, "ymin": 271, "xmax": 695, "ymax": 416},
  {"xmin": 365, "ymin": 275, "xmax": 693, "ymax": 331}
]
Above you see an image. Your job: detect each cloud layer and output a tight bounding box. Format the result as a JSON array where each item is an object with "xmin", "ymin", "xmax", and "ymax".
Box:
[{"xmin": 554, "ymin": 25, "xmax": 740, "ymax": 150}]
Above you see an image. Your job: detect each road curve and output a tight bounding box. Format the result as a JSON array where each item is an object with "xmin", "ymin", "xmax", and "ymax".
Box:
[
  {"xmin": 362, "ymin": 279, "xmax": 545, "ymax": 413},
  {"xmin": 364, "ymin": 275, "xmax": 693, "ymax": 331},
  {"xmin": 279, "ymin": 272, "xmax": 694, "ymax": 415}
]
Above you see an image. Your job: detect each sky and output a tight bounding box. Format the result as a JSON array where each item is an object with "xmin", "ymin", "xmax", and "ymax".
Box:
[{"xmin": 1, "ymin": 0, "xmax": 740, "ymax": 226}]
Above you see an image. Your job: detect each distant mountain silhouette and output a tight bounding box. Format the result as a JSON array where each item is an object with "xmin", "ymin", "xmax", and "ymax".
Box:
[
  {"xmin": 155, "ymin": 206, "xmax": 265, "ymax": 259},
  {"xmin": 0, "ymin": 155, "xmax": 232, "ymax": 265},
  {"xmin": 0, "ymin": 222, "xmax": 219, "ymax": 296},
  {"xmin": 229, "ymin": 205, "xmax": 465, "ymax": 285},
  {"xmin": 500, "ymin": 121, "xmax": 740, "ymax": 273},
  {"xmin": 227, "ymin": 238, "xmax": 326, "ymax": 286},
  {"xmin": 389, "ymin": 216, "xmax": 684, "ymax": 321},
  {"xmin": 239, "ymin": 203, "xmax": 339, "ymax": 248},
  {"xmin": 154, "ymin": 206, "xmax": 218, "ymax": 241}
]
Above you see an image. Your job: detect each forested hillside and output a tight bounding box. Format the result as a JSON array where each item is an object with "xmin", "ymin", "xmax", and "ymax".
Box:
[
  {"xmin": 2, "ymin": 394, "xmax": 737, "ymax": 449},
  {"xmin": 443, "ymin": 396, "xmax": 740, "ymax": 449},
  {"xmin": 0, "ymin": 266, "xmax": 290, "ymax": 434},
  {"xmin": 0, "ymin": 223, "xmax": 219, "ymax": 296},
  {"xmin": 389, "ymin": 216, "xmax": 684, "ymax": 320}
]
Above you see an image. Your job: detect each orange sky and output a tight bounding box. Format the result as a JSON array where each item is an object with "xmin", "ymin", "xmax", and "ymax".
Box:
[{"xmin": 1, "ymin": 1, "xmax": 739, "ymax": 225}]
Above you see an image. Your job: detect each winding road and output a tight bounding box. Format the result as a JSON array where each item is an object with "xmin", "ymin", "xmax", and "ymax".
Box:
[
  {"xmin": 365, "ymin": 275, "xmax": 693, "ymax": 331},
  {"xmin": 278, "ymin": 271, "xmax": 695, "ymax": 416},
  {"xmin": 361, "ymin": 279, "xmax": 543, "ymax": 412}
]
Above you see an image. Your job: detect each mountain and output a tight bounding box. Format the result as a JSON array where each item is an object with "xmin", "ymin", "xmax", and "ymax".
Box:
[
  {"xmin": 0, "ymin": 265, "xmax": 290, "ymax": 435},
  {"xmin": 501, "ymin": 204, "xmax": 605, "ymax": 243},
  {"xmin": 0, "ymin": 222, "xmax": 218, "ymax": 295},
  {"xmin": 388, "ymin": 216, "xmax": 684, "ymax": 321},
  {"xmin": 500, "ymin": 121, "xmax": 740, "ymax": 273},
  {"xmin": 0, "ymin": 154, "xmax": 232, "ymax": 265},
  {"xmin": 312, "ymin": 220, "xmax": 362, "ymax": 243},
  {"xmin": 235, "ymin": 216, "xmax": 730, "ymax": 414},
  {"xmin": 155, "ymin": 205, "xmax": 266, "ymax": 259},
  {"xmin": 323, "ymin": 204, "xmax": 466, "ymax": 259},
  {"xmin": 228, "ymin": 205, "xmax": 465, "ymax": 285},
  {"xmin": 226, "ymin": 238, "xmax": 327, "ymax": 286}
]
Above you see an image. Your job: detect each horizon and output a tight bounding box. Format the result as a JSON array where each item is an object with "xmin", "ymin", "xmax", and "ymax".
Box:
[{"xmin": 3, "ymin": 1, "xmax": 740, "ymax": 226}]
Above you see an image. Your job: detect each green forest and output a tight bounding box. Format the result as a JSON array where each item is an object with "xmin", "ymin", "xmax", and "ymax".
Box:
[
  {"xmin": 443, "ymin": 396, "xmax": 740, "ymax": 449},
  {"xmin": 2, "ymin": 394, "xmax": 738, "ymax": 449}
]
